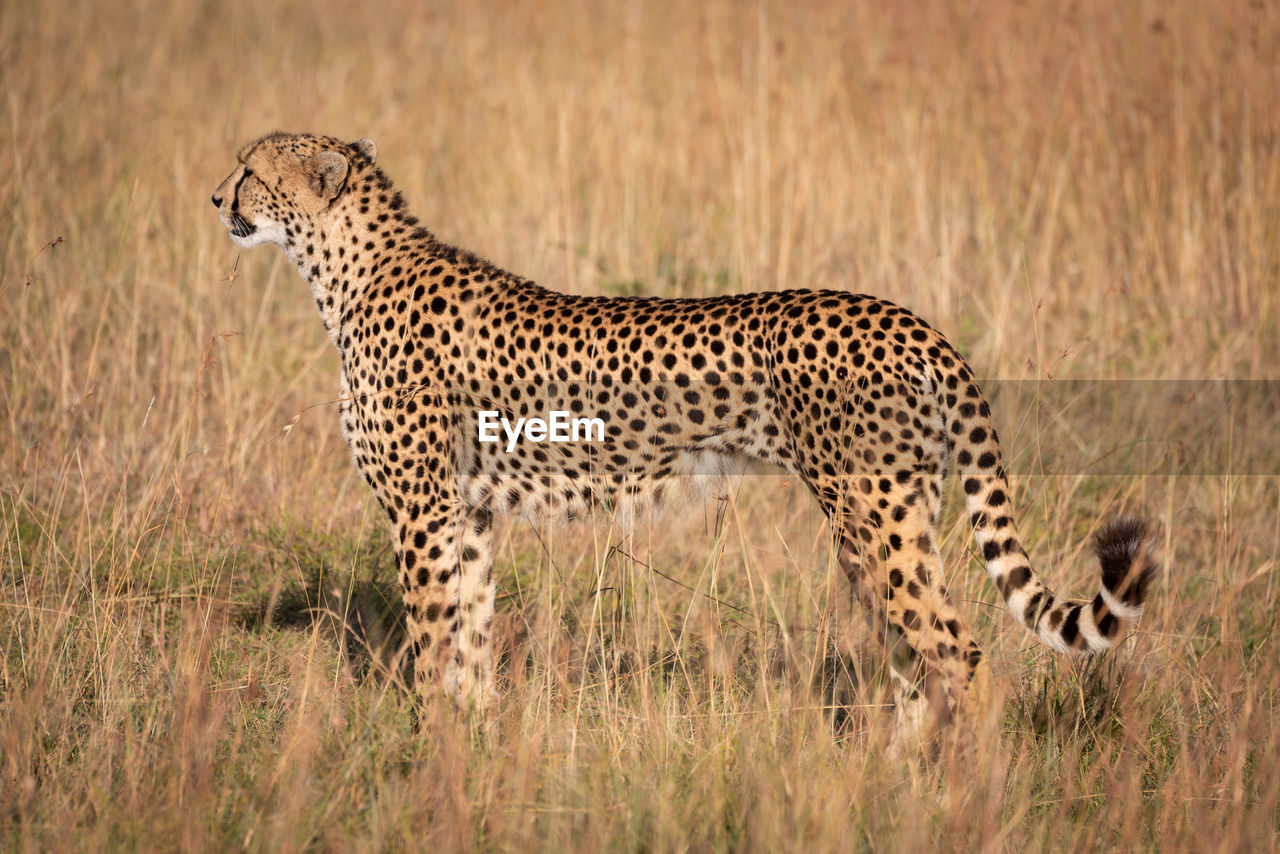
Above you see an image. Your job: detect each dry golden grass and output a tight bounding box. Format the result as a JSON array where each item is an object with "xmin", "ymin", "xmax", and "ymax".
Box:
[{"xmin": 2, "ymin": 0, "xmax": 1279, "ymax": 849}]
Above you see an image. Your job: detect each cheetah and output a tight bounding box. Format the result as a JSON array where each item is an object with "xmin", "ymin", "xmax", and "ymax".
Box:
[{"xmin": 213, "ymin": 132, "xmax": 1157, "ymax": 740}]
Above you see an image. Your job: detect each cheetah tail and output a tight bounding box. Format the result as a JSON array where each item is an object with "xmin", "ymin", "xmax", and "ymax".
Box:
[{"xmin": 960, "ymin": 463, "xmax": 1159, "ymax": 655}]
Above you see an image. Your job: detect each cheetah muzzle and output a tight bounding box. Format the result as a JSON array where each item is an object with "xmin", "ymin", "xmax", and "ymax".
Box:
[{"xmin": 229, "ymin": 212, "xmax": 255, "ymax": 239}]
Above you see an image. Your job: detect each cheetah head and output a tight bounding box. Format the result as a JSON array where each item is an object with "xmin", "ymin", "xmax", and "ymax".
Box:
[{"xmin": 211, "ymin": 132, "xmax": 378, "ymax": 251}]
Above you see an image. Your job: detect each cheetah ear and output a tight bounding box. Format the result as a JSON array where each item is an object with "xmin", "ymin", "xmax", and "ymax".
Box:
[
  {"xmin": 306, "ymin": 150, "xmax": 350, "ymax": 202},
  {"xmin": 350, "ymin": 138, "xmax": 377, "ymax": 164}
]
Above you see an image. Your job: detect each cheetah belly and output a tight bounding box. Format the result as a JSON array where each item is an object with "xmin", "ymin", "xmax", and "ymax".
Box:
[{"xmin": 453, "ymin": 444, "xmax": 768, "ymax": 525}]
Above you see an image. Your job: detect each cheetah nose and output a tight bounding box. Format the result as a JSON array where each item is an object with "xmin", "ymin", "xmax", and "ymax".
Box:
[{"xmin": 211, "ymin": 193, "xmax": 222, "ymax": 209}]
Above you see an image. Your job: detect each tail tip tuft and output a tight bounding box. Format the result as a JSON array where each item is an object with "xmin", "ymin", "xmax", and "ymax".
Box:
[{"xmin": 1095, "ymin": 516, "xmax": 1158, "ymax": 607}]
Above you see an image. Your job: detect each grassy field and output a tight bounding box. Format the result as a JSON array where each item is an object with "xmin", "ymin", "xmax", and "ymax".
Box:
[{"xmin": 3, "ymin": 0, "xmax": 1278, "ymax": 849}]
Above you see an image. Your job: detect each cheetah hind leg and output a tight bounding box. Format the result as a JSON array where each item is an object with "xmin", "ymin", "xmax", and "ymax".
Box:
[
  {"xmin": 833, "ymin": 510, "xmax": 977, "ymax": 756},
  {"xmin": 833, "ymin": 525, "xmax": 933, "ymax": 753}
]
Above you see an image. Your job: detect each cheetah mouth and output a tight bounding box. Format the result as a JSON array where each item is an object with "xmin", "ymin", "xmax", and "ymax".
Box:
[{"xmin": 229, "ymin": 213, "xmax": 256, "ymax": 238}]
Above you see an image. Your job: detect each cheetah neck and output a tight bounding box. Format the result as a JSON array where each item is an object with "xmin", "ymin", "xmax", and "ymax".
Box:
[{"xmin": 287, "ymin": 175, "xmax": 435, "ymax": 348}]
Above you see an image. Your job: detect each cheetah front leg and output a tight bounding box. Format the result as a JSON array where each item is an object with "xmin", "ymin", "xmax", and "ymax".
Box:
[{"xmin": 393, "ymin": 486, "xmax": 497, "ymax": 711}]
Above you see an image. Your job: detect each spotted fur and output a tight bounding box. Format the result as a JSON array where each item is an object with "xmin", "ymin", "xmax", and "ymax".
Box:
[{"xmin": 213, "ymin": 132, "xmax": 1158, "ymax": 736}]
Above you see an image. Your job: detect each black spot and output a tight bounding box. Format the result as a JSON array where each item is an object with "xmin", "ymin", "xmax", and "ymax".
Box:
[
  {"xmin": 1006, "ymin": 565, "xmax": 1031, "ymax": 589},
  {"xmin": 1022, "ymin": 591, "xmax": 1045, "ymax": 626},
  {"xmin": 1060, "ymin": 604, "xmax": 1082, "ymax": 646}
]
